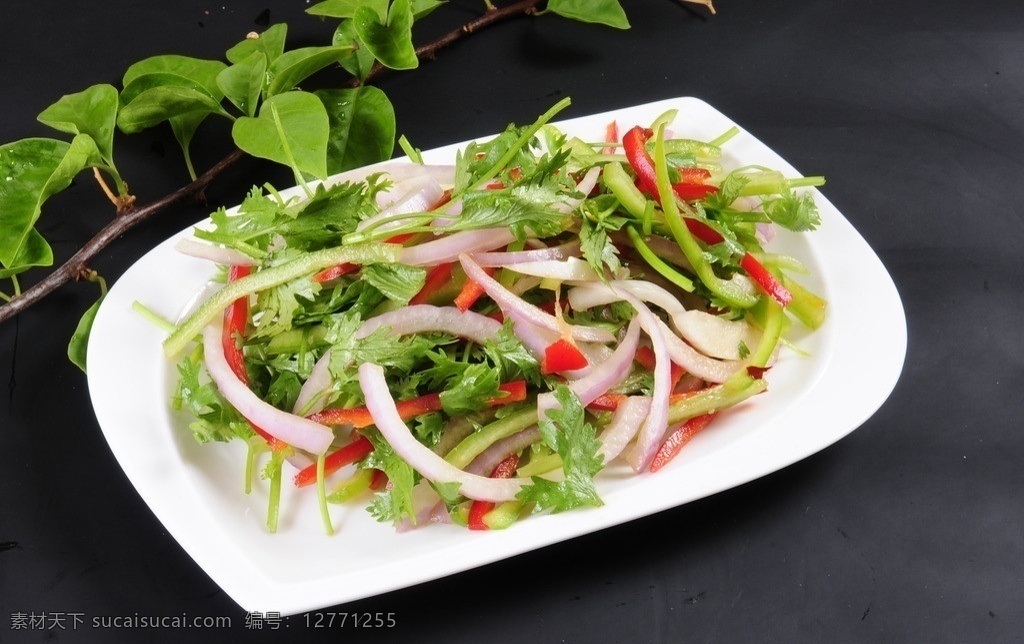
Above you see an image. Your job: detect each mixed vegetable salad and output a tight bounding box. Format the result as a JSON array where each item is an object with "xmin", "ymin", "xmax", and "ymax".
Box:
[{"xmin": 159, "ymin": 99, "xmax": 827, "ymax": 534}]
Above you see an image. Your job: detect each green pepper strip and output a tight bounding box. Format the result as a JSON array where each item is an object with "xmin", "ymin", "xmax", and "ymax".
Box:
[
  {"xmin": 652, "ymin": 125, "xmax": 759, "ymax": 310},
  {"xmin": 666, "ymin": 371, "xmax": 767, "ymax": 425},
  {"xmin": 625, "ymin": 226, "xmax": 695, "ymax": 292},
  {"xmin": 443, "ymin": 407, "xmax": 538, "ymax": 469},
  {"xmin": 749, "ymin": 298, "xmax": 785, "ymax": 368},
  {"xmin": 326, "ymin": 468, "xmax": 375, "ymax": 504},
  {"xmin": 163, "ymin": 242, "xmax": 401, "ymax": 358}
]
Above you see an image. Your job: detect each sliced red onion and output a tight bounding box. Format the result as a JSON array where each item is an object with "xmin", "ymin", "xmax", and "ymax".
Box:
[
  {"xmin": 554, "ymin": 166, "xmax": 602, "ymax": 213},
  {"xmin": 355, "ymin": 304, "xmax": 503, "ymax": 344},
  {"xmin": 614, "ymin": 293, "xmax": 672, "ymax": 473},
  {"xmin": 202, "ymin": 324, "xmax": 334, "ymax": 454},
  {"xmin": 295, "ymin": 306, "xmax": 503, "ymax": 416},
  {"xmin": 400, "ymin": 228, "xmax": 516, "ymax": 267},
  {"xmin": 459, "ymin": 253, "xmax": 614, "ymax": 344},
  {"xmin": 358, "ymin": 363, "xmax": 528, "ymax": 502},
  {"xmin": 500, "ymin": 257, "xmax": 601, "ymax": 283},
  {"xmin": 655, "ymin": 317, "xmax": 743, "ymax": 383},
  {"xmin": 597, "ymin": 396, "xmax": 651, "ymax": 463},
  {"xmin": 596, "ymin": 280, "xmax": 755, "ymax": 362},
  {"xmin": 511, "ymin": 317, "xmax": 559, "ymax": 360},
  {"xmin": 395, "ymin": 481, "xmax": 454, "ymax": 533},
  {"xmin": 322, "ymin": 162, "xmax": 455, "ymax": 192},
  {"xmin": 537, "ymin": 318, "xmax": 640, "ymax": 419},
  {"xmin": 174, "ymin": 237, "xmax": 258, "ymax": 267},
  {"xmin": 472, "ymin": 240, "xmax": 581, "ymax": 267},
  {"xmin": 465, "ymin": 427, "xmax": 542, "ymax": 476},
  {"xmin": 567, "ymin": 282, "xmax": 742, "ymax": 383},
  {"xmin": 672, "ymin": 309, "xmax": 762, "ymax": 361},
  {"xmin": 358, "ymin": 175, "xmax": 446, "ymax": 234},
  {"xmin": 292, "ymin": 349, "xmax": 334, "ymax": 415}
]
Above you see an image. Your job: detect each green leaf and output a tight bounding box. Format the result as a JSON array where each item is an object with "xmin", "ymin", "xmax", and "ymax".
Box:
[
  {"xmin": 231, "ymin": 91, "xmax": 330, "ymax": 180},
  {"xmin": 68, "ymin": 296, "xmax": 104, "ymax": 373},
  {"xmin": 168, "ymin": 111, "xmax": 210, "ymax": 180},
  {"xmin": 121, "ymin": 54, "xmax": 226, "ymax": 96},
  {"xmin": 0, "ymin": 229, "xmax": 53, "ymax": 279},
  {"xmin": 308, "ymin": 0, "xmax": 385, "ymax": 18},
  {"xmin": 315, "ymin": 86, "xmax": 396, "ymax": 174},
  {"xmin": 546, "ymin": 0, "xmax": 630, "ymax": 29},
  {"xmin": 265, "ymin": 45, "xmax": 355, "ymax": 97},
  {"xmin": 37, "ymin": 84, "xmax": 120, "ymax": 165},
  {"xmin": 116, "ymin": 85, "xmax": 227, "ymax": 134},
  {"xmin": 217, "ymin": 51, "xmax": 268, "ymax": 117},
  {"xmin": 226, "ymin": 23, "xmax": 288, "ymax": 64},
  {"xmin": 353, "ymin": 0, "xmax": 419, "ymax": 70},
  {"xmin": 332, "ymin": 19, "xmax": 378, "ymax": 82},
  {"xmin": 409, "ymin": 0, "xmax": 445, "ymax": 19},
  {"xmin": 0, "ymin": 135, "xmax": 102, "ymax": 269}
]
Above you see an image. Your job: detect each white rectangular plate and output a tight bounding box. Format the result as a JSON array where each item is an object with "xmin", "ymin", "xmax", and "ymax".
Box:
[{"xmin": 87, "ymin": 96, "xmax": 906, "ymax": 615}]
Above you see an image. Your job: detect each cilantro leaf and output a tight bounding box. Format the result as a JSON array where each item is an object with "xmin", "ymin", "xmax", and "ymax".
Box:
[
  {"xmin": 517, "ymin": 385, "xmax": 604, "ymax": 513},
  {"xmin": 362, "ymin": 429, "xmax": 418, "ymax": 525},
  {"xmin": 762, "ymin": 189, "xmax": 821, "ymax": 232},
  {"xmin": 172, "ymin": 353, "xmax": 254, "ymax": 444},
  {"xmin": 482, "ymin": 321, "xmax": 542, "ymax": 385},
  {"xmin": 439, "ymin": 362, "xmax": 502, "ymax": 416},
  {"xmin": 360, "ymin": 262, "xmax": 426, "ymax": 304}
]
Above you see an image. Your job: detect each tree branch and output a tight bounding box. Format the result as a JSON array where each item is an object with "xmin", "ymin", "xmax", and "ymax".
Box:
[
  {"xmin": 0, "ymin": 149, "xmax": 246, "ymax": 325},
  {"xmin": 0, "ymin": 0, "xmax": 548, "ymax": 324}
]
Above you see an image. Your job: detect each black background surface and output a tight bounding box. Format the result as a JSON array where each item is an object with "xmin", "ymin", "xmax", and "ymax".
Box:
[{"xmin": 2, "ymin": 1, "xmax": 1022, "ymax": 642}]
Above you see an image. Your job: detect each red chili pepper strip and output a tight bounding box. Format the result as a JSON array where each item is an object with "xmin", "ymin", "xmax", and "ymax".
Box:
[
  {"xmin": 308, "ymin": 381, "xmax": 528, "ymax": 428},
  {"xmin": 222, "ymin": 265, "xmax": 252, "ymax": 383},
  {"xmin": 739, "ymin": 252, "xmax": 793, "ymax": 307},
  {"xmin": 312, "ymin": 262, "xmax": 359, "ymax": 283},
  {"xmin": 586, "ymin": 392, "xmax": 628, "ymax": 412},
  {"xmin": 684, "ymin": 217, "xmax": 724, "ymax": 244},
  {"xmin": 409, "ymin": 262, "xmax": 455, "ymax": 306},
  {"xmin": 222, "ymin": 267, "xmax": 290, "ymax": 453},
  {"xmin": 603, "ymin": 120, "xmax": 619, "ymax": 154},
  {"xmin": 672, "ymin": 167, "xmax": 718, "ymax": 201},
  {"xmin": 541, "ymin": 338, "xmax": 589, "ymax": 374},
  {"xmin": 293, "ymin": 436, "xmax": 374, "ymax": 488},
  {"xmin": 467, "ymin": 453, "xmax": 521, "ymax": 530},
  {"xmin": 369, "ymin": 469, "xmax": 389, "ymax": 491},
  {"xmin": 453, "ymin": 267, "xmax": 495, "ymax": 312},
  {"xmin": 634, "ymin": 345, "xmax": 686, "ymax": 392},
  {"xmin": 649, "ymin": 412, "xmax": 718, "ymax": 473},
  {"xmin": 623, "ymin": 126, "xmax": 661, "ymax": 199}
]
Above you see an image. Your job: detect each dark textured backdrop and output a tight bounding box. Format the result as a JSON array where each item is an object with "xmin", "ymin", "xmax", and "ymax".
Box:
[{"xmin": 2, "ymin": 1, "xmax": 1022, "ymax": 642}]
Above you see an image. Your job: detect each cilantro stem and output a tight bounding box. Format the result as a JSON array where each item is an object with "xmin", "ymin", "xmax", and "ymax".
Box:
[
  {"xmin": 463, "ymin": 97, "xmax": 572, "ymax": 194},
  {"xmin": 163, "ymin": 242, "xmax": 401, "ymax": 358},
  {"xmin": 708, "ymin": 125, "xmax": 740, "ymax": 148},
  {"xmin": 131, "ymin": 301, "xmax": 177, "ymax": 334},
  {"xmin": 316, "ymin": 453, "xmax": 335, "ymax": 536},
  {"xmin": 267, "ymin": 450, "xmax": 285, "ymax": 534}
]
